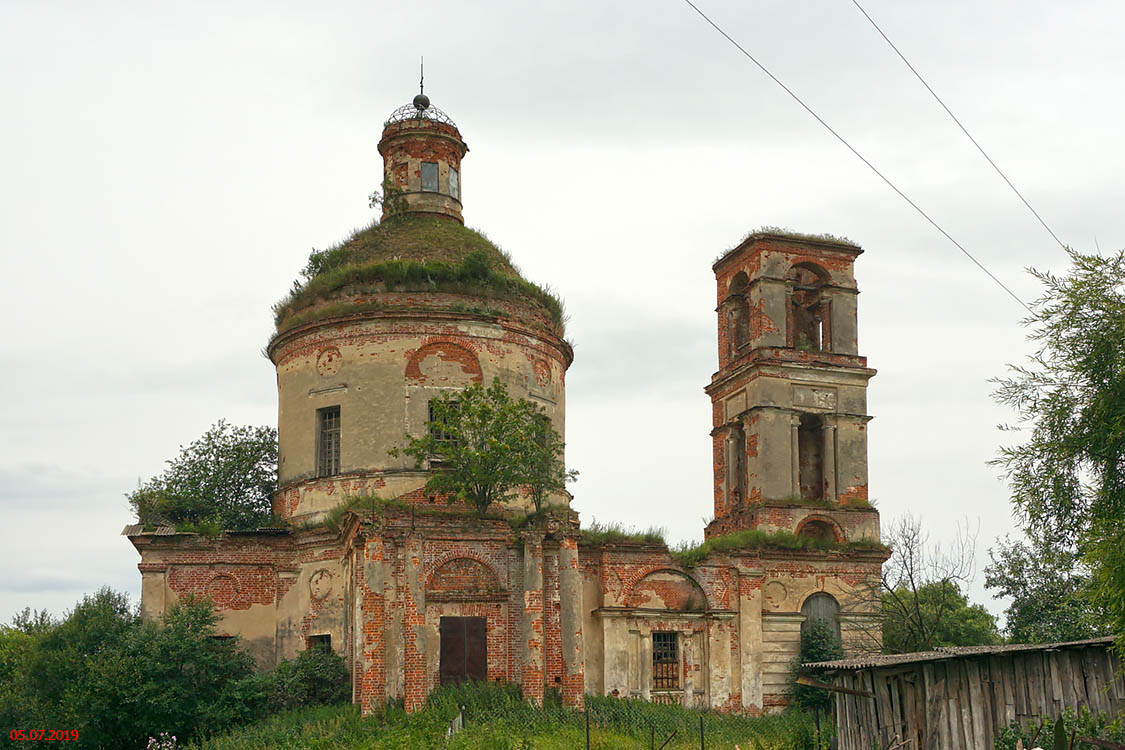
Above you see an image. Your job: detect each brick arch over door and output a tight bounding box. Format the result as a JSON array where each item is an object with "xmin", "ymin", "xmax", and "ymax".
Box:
[
  {"xmin": 625, "ymin": 568, "xmax": 709, "ymax": 611},
  {"xmin": 425, "ymin": 557, "xmax": 503, "ymax": 597}
]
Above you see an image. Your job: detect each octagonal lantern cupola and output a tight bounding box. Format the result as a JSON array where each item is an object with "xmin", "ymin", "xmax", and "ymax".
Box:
[{"xmin": 378, "ymin": 91, "xmax": 469, "ymax": 224}]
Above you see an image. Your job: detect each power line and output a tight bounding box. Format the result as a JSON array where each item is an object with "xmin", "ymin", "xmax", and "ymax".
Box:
[
  {"xmin": 849, "ymin": 0, "xmax": 1067, "ymax": 253},
  {"xmin": 679, "ymin": 0, "xmax": 1034, "ymax": 315}
]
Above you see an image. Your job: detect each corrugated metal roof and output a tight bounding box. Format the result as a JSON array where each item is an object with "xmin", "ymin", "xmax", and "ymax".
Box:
[
  {"xmin": 808, "ymin": 636, "xmax": 1116, "ymax": 670},
  {"xmin": 120, "ymin": 524, "xmax": 178, "ymax": 536}
]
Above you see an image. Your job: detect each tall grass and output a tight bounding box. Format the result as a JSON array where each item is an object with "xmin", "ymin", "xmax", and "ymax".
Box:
[
  {"xmin": 579, "ymin": 519, "xmax": 668, "ymax": 546},
  {"xmin": 272, "ymin": 217, "xmax": 566, "ymax": 334},
  {"xmin": 189, "ymin": 681, "xmax": 826, "ymax": 750}
]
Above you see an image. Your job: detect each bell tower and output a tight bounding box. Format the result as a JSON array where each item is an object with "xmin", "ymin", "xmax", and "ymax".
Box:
[{"xmin": 704, "ymin": 231, "xmax": 878, "ymax": 541}]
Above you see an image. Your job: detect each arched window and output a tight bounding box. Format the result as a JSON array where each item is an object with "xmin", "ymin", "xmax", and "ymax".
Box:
[
  {"xmin": 801, "ymin": 592, "xmax": 841, "ymax": 640},
  {"xmin": 798, "ymin": 518, "xmax": 838, "ymax": 544},
  {"xmin": 787, "ymin": 264, "xmax": 829, "ymax": 351},
  {"xmin": 725, "ymin": 272, "xmax": 750, "ymax": 355}
]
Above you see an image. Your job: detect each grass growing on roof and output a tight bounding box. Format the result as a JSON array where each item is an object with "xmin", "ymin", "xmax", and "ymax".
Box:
[
  {"xmin": 579, "ymin": 519, "xmax": 668, "ymax": 546},
  {"xmin": 714, "ymin": 225, "xmax": 859, "ymax": 264},
  {"xmin": 672, "ymin": 528, "xmax": 888, "ymax": 568},
  {"xmin": 272, "ymin": 216, "xmax": 566, "ymax": 334}
]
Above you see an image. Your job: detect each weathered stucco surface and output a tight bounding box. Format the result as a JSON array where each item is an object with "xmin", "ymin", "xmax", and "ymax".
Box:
[{"xmin": 125, "ymin": 104, "xmax": 887, "ymax": 717}]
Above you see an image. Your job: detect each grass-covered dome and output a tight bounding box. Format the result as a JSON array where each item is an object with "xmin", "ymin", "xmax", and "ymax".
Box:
[{"xmin": 272, "ymin": 216, "xmax": 565, "ymax": 336}]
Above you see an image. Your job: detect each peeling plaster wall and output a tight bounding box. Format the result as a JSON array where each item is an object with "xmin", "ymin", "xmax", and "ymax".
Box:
[
  {"xmin": 579, "ymin": 541, "xmax": 881, "ymax": 713},
  {"xmin": 270, "ymin": 312, "xmax": 569, "ymax": 522}
]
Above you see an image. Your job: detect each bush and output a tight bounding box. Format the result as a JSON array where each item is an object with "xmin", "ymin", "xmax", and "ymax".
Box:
[
  {"xmin": 245, "ymin": 645, "xmax": 352, "ymax": 713},
  {"xmin": 1, "ymin": 590, "xmax": 257, "ymax": 750},
  {"xmin": 994, "ymin": 706, "xmax": 1125, "ymax": 749}
]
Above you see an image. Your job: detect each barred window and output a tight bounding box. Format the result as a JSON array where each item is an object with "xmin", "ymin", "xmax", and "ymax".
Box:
[
  {"xmin": 308, "ymin": 634, "xmax": 331, "ymax": 652},
  {"xmin": 317, "ymin": 406, "xmax": 340, "ymax": 477},
  {"xmin": 652, "ymin": 632, "xmax": 679, "ymax": 690},
  {"xmin": 428, "ymin": 400, "xmax": 460, "ymax": 448}
]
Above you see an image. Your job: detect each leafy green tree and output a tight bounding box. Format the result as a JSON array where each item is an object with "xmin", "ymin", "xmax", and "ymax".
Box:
[
  {"xmin": 395, "ymin": 379, "xmax": 577, "ymax": 513},
  {"xmin": 10, "ymin": 590, "xmax": 258, "ymax": 750},
  {"xmin": 985, "ymin": 529, "xmax": 1110, "ymax": 643},
  {"xmin": 791, "ymin": 619, "xmax": 844, "ymax": 711},
  {"xmin": 991, "ymin": 248, "xmax": 1125, "ymax": 644},
  {"xmin": 882, "ymin": 580, "xmax": 1001, "ymax": 653},
  {"xmin": 128, "ymin": 420, "xmax": 278, "ymax": 531}
]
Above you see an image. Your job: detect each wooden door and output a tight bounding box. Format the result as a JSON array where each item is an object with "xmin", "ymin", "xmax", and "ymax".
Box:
[{"xmin": 439, "ymin": 616, "xmax": 487, "ymax": 684}]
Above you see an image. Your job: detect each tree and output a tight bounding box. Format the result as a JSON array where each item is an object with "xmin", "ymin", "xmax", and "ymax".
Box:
[
  {"xmin": 874, "ymin": 515, "xmax": 1000, "ymax": 653},
  {"xmin": 985, "ymin": 529, "xmax": 1109, "ymax": 643},
  {"xmin": 395, "ymin": 379, "xmax": 577, "ymax": 514},
  {"xmin": 882, "ymin": 580, "xmax": 1001, "ymax": 653},
  {"xmin": 128, "ymin": 420, "xmax": 278, "ymax": 531},
  {"xmin": 991, "ymin": 248, "xmax": 1125, "ymax": 643},
  {"xmin": 790, "ymin": 619, "xmax": 844, "ymax": 712}
]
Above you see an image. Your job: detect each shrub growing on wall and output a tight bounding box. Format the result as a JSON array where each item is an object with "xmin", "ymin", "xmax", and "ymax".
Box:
[{"xmin": 128, "ymin": 420, "xmax": 278, "ymax": 532}]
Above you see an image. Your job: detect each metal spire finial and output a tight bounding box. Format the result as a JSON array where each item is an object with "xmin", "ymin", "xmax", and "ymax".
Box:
[{"xmin": 413, "ymin": 57, "xmax": 430, "ymax": 111}]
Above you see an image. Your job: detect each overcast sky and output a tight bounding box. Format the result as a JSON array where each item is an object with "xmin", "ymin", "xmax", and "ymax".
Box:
[{"xmin": 2, "ymin": 0, "xmax": 1122, "ymax": 626}]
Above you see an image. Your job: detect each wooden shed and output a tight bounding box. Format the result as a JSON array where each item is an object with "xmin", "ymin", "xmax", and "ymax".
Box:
[{"xmin": 810, "ymin": 637, "xmax": 1124, "ymax": 750}]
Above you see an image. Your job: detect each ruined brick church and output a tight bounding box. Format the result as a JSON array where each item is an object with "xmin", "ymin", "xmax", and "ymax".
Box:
[{"xmin": 125, "ymin": 92, "xmax": 887, "ymax": 714}]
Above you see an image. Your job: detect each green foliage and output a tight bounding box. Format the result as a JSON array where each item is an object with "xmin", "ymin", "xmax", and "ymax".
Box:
[
  {"xmin": 2, "ymin": 589, "xmax": 353, "ymax": 750},
  {"xmin": 579, "ymin": 520, "xmax": 667, "ymax": 546},
  {"xmin": 994, "ymin": 707, "xmax": 1125, "ymax": 750},
  {"xmin": 881, "ymin": 580, "xmax": 1001, "ymax": 654},
  {"xmin": 393, "ymin": 379, "xmax": 577, "ymax": 514},
  {"xmin": 273, "ymin": 217, "xmax": 566, "ymax": 334},
  {"xmin": 671, "ymin": 529, "xmax": 887, "ymax": 569},
  {"xmin": 991, "ymin": 248, "xmax": 1125, "ymax": 646},
  {"xmin": 238, "ymin": 646, "xmax": 351, "ymax": 715},
  {"xmin": 2, "ymin": 589, "xmax": 257, "ymax": 750},
  {"xmin": 188, "ymin": 680, "xmax": 825, "ymax": 750},
  {"xmin": 790, "ymin": 620, "xmax": 844, "ymax": 712},
  {"xmin": 985, "ymin": 530, "xmax": 1110, "ymax": 643},
  {"xmin": 367, "ymin": 176, "xmax": 409, "ymax": 218},
  {"xmin": 128, "ymin": 420, "xmax": 278, "ymax": 532}
]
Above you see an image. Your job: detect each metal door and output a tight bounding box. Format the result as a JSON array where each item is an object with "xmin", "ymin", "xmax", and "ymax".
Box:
[{"xmin": 439, "ymin": 616, "xmax": 487, "ymax": 684}]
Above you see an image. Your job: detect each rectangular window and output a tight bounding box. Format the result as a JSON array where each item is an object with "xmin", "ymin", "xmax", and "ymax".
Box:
[
  {"xmin": 421, "ymin": 161, "xmax": 439, "ymax": 192},
  {"xmin": 308, "ymin": 634, "xmax": 331, "ymax": 652},
  {"xmin": 652, "ymin": 632, "xmax": 679, "ymax": 690},
  {"xmin": 449, "ymin": 166, "xmax": 460, "ymax": 200},
  {"xmin": 317, "ymin": 406, "xmax": 341, "ymax": 477},
  {"xmin": 428, "ymin": 399, "xmax": 459, "ymax": 448}
]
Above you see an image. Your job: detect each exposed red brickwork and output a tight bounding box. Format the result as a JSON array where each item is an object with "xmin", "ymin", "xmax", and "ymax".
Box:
[
  {"xmin": 795, "ymin": 515, "xmax": 844, "ymax": 543},
  {"xmin": 404, "ymin": 340, "xmax": 483, "ymax": 384},
  {"xmin": 426, "ymin": 557, "xmax": 502, "ymax": 596},
  {"xmin": 168, "ymin": 565, "xmax": 275, "ymax": 610},
  {"xmin": 625, "ymin": 570, "xmax": 708, "ymax": 611},
  {"xmin": 839, "ymin": 483, "xmax": 869, "ymax": 505}
]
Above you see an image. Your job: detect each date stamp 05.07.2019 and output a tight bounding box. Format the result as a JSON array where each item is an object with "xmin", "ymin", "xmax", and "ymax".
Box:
[{"xmin": 9, "ymin": 729, "xmax": 78, "ymax": 742}]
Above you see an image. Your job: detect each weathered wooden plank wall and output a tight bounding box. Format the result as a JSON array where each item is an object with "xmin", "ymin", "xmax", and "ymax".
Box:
[{"xmin": 833, "ymin": 645, "xmax": 1124, "ymax": 750}]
